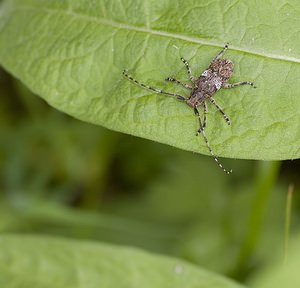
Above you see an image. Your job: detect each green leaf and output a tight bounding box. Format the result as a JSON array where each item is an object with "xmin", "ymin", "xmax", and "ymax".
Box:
[
  {"xmin": 0, "ymin": 0, "xmax": 299, "ymax": 160},
  {"xmin": 0, "ymin": 235, "xmax": 244, "ymax": 288}
]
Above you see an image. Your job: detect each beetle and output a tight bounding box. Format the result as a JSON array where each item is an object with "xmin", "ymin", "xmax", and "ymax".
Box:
[{"xmin": 123, "ymin": 44, "xmax": 256, "ymax": 174}]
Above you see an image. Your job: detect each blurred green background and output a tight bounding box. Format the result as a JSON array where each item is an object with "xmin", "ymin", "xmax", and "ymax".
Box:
[{"xmin": 0, "ymin": 67, "xmax": 299, "ymax": 283}]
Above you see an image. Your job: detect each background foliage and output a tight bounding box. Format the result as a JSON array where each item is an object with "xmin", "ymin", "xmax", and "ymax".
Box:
[{"xmin": 0, "ymin": 0, "xmax": 300, "ymax": 287}]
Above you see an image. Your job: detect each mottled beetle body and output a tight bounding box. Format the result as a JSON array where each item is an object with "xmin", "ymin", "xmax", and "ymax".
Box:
[
  {"xmin": 187, "ymin": 58, "xmax": 234, "ymax": 108},
  {"xmin": 123, "ymin": 44, "xmax": 255, "ymax": 174}
]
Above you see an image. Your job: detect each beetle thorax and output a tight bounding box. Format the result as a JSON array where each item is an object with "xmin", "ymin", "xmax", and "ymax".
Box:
[{"xmin": 186, "ymin": 91, "xmax": 204, "ymax": 107}]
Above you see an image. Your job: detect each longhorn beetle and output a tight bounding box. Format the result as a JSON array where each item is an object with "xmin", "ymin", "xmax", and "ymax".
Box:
[{"xmin": 123, "ymin": 44, "xmax": 256, "ymax": 174}]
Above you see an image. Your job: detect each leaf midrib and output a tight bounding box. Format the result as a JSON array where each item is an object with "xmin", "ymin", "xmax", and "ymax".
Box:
[{"xmin": 9, "ymin": 3, "xmax": 300, "ymax": 64}]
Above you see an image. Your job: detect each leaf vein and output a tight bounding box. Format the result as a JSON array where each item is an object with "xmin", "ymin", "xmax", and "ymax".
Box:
[{"xmin": 12, "ymin": 4, "xmax": 300, "ymax": 64}]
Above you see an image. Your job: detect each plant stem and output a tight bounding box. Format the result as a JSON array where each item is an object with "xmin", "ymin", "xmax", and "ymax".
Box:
[
  {"xmin": 283, "ymin": 183, "xmax": 293, "ymax": 265},
  {"xmin": 232, "ymin": 161, "xmax": 281, "ymax": 279}
]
